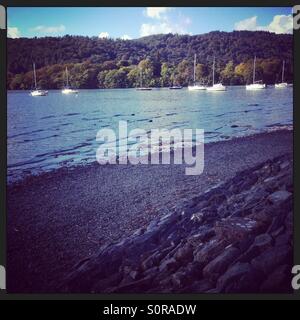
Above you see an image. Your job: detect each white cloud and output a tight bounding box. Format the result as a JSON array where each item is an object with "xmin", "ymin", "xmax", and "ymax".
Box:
[
  {"xmin": 144, "ymin": 7, "xmax": 171, "ymax": 19},
  {"xmin": 140, "ymin": 22, "xmax": 172, "ymax": 37},
  {"xmin": 140, "ymin": 9, "xmax": 192, "ymax": 37},
  {"xmin": 121, "ymin": 34, "xmax": 132, "ymax": 40},
  {"xmin": 98, "ymin": 31, "xmax": 109, "ymax": 38},
  {"xmin": 235, "ymin": 16, "xmax": 258, "ymax": 31},
  {"xmin": 30, "ymin": 24, "xmax": 66, "ymax": 34},
  {"xmin": 268, "ymin": 15, "xmax": 293, "ymax": 34},
  {"xmin": 234, "ymin": 15, "xmax": 293, "ymax": 34},
  {"xmin": 8, "ymin": 26, "xmax": 21, "ymax": 38}
]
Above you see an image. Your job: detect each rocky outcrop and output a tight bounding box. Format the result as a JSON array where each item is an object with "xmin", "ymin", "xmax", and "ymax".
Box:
[{"xmin": 61, "ymin": 153, "xmax": 293, "ymax": 293}]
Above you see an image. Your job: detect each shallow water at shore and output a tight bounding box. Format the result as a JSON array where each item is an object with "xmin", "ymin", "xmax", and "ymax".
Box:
[{"xmin": 8, "ymin": 86, "xmax": 293, "ymax": 182}]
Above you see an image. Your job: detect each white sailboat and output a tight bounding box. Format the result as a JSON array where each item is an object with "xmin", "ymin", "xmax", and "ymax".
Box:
[
  {"xmin": 275, "ymin": 60, "xmax": 288, "ymax": 88},
  {"xmin": 206, "ymin": 57, "xmax": 226, "ymax": 91},
  {"xmin": 30, "ymin": 63, "xmax": 48, "ymax": 96},
  {"xmin": 62, "ymin": 67, "xmax": 78, "ymax": 94},
  {"xmin": 136, "ymin": 69, "xmax": 152, "ymax": 90},
  {"xmin": 246, "ymin": 56, "xmax": 266, "ymax": 90},
  {"xmin": 188, "ymin": 54, "xmax": 206, "ymax": 90},
  {"xmin": 169, "ymin": 85, "xmax": 182, "ymax": 89}
]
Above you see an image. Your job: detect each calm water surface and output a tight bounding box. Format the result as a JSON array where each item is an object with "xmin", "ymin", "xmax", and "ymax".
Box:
[{"xmin": 8, "ymin": 86, "xmax": 293, "ymax": 183}]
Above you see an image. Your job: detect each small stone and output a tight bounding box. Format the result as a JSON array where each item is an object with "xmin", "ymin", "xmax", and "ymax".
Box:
[
  {"xmin": 171, "ymin": 271, "xmax": 186, "ymax": 287},
  {"xmin": 159, "ymin": 257, "xmax": 178, "ymax": 272},
  {"xmin": 268, "ymin": 191, "xmax": 292, "ymax": 205},
  {"xmin": 174, "ymin": 243, "xmax": 193, "ymax": 262},
  {"xmin": 194, "ymin": 239, "xmax": 227, "ymax": 266},
  {"xmin": 191, "ymin": 212, "xmax": 204, "ymax": 223},
  {"xmin": 129, "ymin": 270, "xmax": 139, "ymax": 280},
  {"xmin": 253, "ymin": 233, "xmax": 273, "ymax": 252},
  {"xmin": 267, "ymin": 213, "xmax": 286, "ymax": 234},
  {"xmin": 280, "ymin": 161, "xmax": 290, "ymax": 170}
]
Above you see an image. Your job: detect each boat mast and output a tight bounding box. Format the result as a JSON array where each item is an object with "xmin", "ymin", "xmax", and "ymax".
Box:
[
  {"xmin": 212, "ymin": 56, "xmax": 215, "ymax": 86},
  {"xmin": 282, "ymin": 60, "xmax": 285, "ymax": 83},
  {"xmin": 253, "ymin": 56, "xmax": 256, "ymax": 84},
  {"xmin": 65, "ymin": 67, "xmax": 69, "ymax": 88},
  {"xmin": 33, "ymin": 63, "xmax": 37, "ymax": 89},
  {"xmin": 140, "ymin": 69, "xmax": 143, "ymax": 88},
  {"xmin": 193, "ymin": 53, "xmax": 196, "ymax": 84}
]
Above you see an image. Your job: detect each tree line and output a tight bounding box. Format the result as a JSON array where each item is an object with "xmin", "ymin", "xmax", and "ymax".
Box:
[{"xmin": 7, "ymin": 31, "xmax": 293, "ymax": 90}]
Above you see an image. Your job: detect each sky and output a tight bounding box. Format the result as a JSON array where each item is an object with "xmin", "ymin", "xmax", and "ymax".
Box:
[{"xmin": 7, "ymin": 7, "xmax": 293, "ymax": 39}]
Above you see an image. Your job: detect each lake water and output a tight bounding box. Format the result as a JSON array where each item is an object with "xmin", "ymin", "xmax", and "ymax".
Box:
[{"xmin": 8, "ymin": 86, "xmax": 293, "ymax": 183}]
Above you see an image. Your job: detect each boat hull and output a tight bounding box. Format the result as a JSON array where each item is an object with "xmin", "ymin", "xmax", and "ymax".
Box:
[
  {"xmin": 275, "ymin": 83, "xmax": 288, "ymax": 88},
  {"xmin": 169, "ymin": 86, "xmax": 182, "ymax": 90},
  {"xmin": 206, "ymin": 84, "xmax": 226, "ymax": 91},
  {"xmin": 188, "ymin": 85, "xmax": 206, "ymax": 91},
  {"xmin": 62, "ymin": 88, "xmax": 78, "ymax": 94},
  {"xmin": 30, "ymin": 90, "xmax": 48, "ymax": 96},
  {"xmin": 246, "ymin": 83, "xmax": 266, "ymax": 90}
]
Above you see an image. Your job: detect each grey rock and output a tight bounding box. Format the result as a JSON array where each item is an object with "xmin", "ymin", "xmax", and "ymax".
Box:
[
  {"xmin": 194, "ymin": 239, "xmax": 227, "ymax": 266},
  {"xmin": 202, "ymin": 246, "xmax": 240, "ymax": 281},
  {"xmin": 251, "ymin": 245, "xmax": 292, "ymax": 275},
  {"xmin": 217, "ymin": 262, "xmax": 252, "ymax": 291}
]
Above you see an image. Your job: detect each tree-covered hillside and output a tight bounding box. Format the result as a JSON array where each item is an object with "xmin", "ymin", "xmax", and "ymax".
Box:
[{"xmin": 7, "ymin": 31, "xmax": 293, "ymax": 89}]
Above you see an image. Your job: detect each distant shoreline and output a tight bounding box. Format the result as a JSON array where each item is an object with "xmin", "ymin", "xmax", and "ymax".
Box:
[{"xmin": 7, "ymin": 84, "xmax": 294, "ymax": 91}]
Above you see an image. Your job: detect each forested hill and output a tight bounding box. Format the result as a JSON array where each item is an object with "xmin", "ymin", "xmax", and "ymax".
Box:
[{"xmin": 7, "ymin": 31, "xmax": 293, "ymax": 89}]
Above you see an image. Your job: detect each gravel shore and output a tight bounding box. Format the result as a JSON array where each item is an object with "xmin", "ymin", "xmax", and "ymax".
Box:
[{"xmin": 7, "ymin": 130, "xmax": 293, "ymax": 292}]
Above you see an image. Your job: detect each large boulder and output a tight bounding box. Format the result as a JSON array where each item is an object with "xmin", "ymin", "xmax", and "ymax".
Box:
[
  {"xmin": 215, "ymin": 217, "xmax": 265, "ymax": 242},
  {"xmin": 202, "ymin": 246, "xmax": 240, "ymax": 281}
]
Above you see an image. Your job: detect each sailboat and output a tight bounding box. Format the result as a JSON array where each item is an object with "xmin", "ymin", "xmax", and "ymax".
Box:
[
  {"xmin": 30, "ymin": 63, "xmax": 48, "ymax": 96},
  {"xmin": 246, "ymin": 56, "xmax": 266, "ymax": 90},
  {"xmin": 169, "ymin": 86, "xmax": 182, "ymax": 89},
  {"xmin": 188, "ymin": 54, "xmax": 206, "ymax": 90},
  {"xmin": 206, "ymin": 57, "xmax": 226, "ymax": 91},
  {"xmin": 136, "ymin": 69, "xmax": 152, "ymax": 90},
  {"xmin": 275, "ymin": 61, "xmax": 288, "ymax": 88},
  {"xmin": 62, "ymin": 67, "xmax": 78, "ymax": 94}
]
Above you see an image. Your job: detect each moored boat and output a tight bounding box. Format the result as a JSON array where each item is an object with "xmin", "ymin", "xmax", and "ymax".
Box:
[
  {"xmin": 62, "ymin": 67, "xmax": 79, "ymax": 94},
  {"xmin": 246, "ymin": 56, "xmax": 266, "ymax": 90},
  {"xmin": 206, "ymin": 57, "xmax": 226, "ymax": 91},
  {"xmin": 169, "ymin": 86, "xmax": 182, "ymax": 90},
  {"xmin": 30, "ymin": 63, "xmax": 48, "ymax": 96},
  {"xmin": 188, "ymin": 54, "xmax": 206, "ymax": 91},
  {"xmin": 275, "ymin": 61, "xmax": 288, "ymax": 88}
]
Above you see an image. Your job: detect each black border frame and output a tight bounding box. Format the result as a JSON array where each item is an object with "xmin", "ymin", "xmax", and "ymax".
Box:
[{"xmin": 0, "ymin": 0, "xmax": 299, "ymax": 300}]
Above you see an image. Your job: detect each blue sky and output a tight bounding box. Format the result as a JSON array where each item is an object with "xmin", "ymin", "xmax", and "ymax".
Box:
[{"xmin": 7, "ymin": 7, "xmax": 293, "ymax": 39}]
